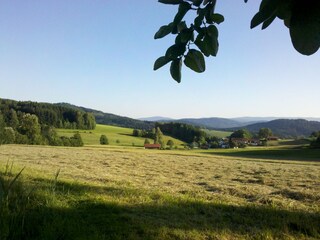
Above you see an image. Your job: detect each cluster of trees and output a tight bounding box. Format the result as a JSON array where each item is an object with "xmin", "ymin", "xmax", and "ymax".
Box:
[
  {"xmin": 133, "ymin": 127, "xmax": 166, "ymax": 148},
  {"xmin": 230, "ymin": 128, "xmax": 273, "ymax": 140},
  {"xmin": 155, "ymin": 122, "xmax": 206, "ymax": 143},
  {"xmin": 0, "ymin": 98, "xmax": 96, "ymax": 130},
  {"xmin": 311, "ymin": 131, "xmax": 320, "ymax": 138},
  {"xmin": 134, "ymin": 123, "xmax": 222, "ymax": 149},
  {"xmin": 310, "ymin": 131, "xmax": 320, "ymax": 149},
  {"xmin": 132, "ymin": 128, "xmax": 156, "ymax": 139},
  {"xmin": 94, "ymin": 113, "xmax": 154, "ymax": 130},
  {"xmin": 0, "ymin": 111, "xmax": 83, "ymax": 147}
]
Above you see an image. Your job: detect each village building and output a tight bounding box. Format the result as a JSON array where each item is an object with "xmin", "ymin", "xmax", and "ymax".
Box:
[{"xmin": 144, "ymin": 144, "xmax": 161, "ymax": 149}]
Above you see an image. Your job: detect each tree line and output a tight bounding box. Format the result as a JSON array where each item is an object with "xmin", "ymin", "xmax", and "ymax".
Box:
[
  {"xmin": 155, "ymin": 122, "xmax": 206, "ymax": 143},
  {"xmin": 0, "ymin": 111, "xmax": 83, "ymax": 146},
  {"xmin": 0, "ymin": 98, "xmax": 96, "ymax": 130}
]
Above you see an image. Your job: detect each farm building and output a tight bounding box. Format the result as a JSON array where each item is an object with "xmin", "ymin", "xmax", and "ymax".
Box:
[
  {"xmin": 231, "ymin": 138, "xmax": 261, "ymax": 146},
  {"xmin": 267, "ymin": 136, "xmax": 279, "ymax": 141},
  {"xmin": 144, "ymin": 144, "xmax": 161, "ymax": 149}
]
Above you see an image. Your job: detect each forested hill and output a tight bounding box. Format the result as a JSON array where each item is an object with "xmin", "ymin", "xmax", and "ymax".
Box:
[
  {"xmin": 0, "ymin": 98, "xmax": 96, "ymax": 130},
  {"xmin": 240, "ymin": 119, "xmax": 320, "ymax": 138},
  {"xmin": 55, "ymin": 103, "xmax": 154, "ymax": 130},
  {"xmin": 176, "ymin": 117, "xmax": 245, "ymax": 129}
]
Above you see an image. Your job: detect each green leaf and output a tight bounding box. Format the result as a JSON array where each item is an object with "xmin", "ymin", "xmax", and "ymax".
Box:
[
  {"xmin": 207, "ymin": 25, "xmax": 218, "ymax": 38},
  {"xmin": 289, "ymin": 2, "xmax": 320, "ymax": 55},
  {"xmin": 154, "ymin": 24, "xmax": 173, "ymax": 39},
  {"xmin": 174, "ymin": 2, "xmax": 191, "ymax": 24},
  {"xmin": 180, "ymin": 29, "xmax": 194, "ymax": 43},
  {"xmin": 211, "ymin": 13, "xmax": 224, "ymax": 24},
  {"xmin": 171, "ymin": 24, "xmax": 178, "ymax": 34},
  {"xmin": 165, "ymin": 44, "xmax": 186, "ymax": 60},
  {"xmin": 195, "ymin": 38, "xmax": 210, "ymax": 57},
  {"xmin": 177, "ymin": 21, "xmax": 187, "ymax": 33},
  {"xmin": 204, "ymin": 34, "xmax": 218, "ymax": 56},
  {"xmin": 262, "ymin": 14, "xmax": 276, "ymax": 29},
  {"xmin": 194, "ymin": 15, "xmax": 204, "ymax": 27},
  {"xmin": 192, "ymin": 0, "xmax": 203, "ymax": 7},
  {"xmin": 184, "ymin": 49, "xmax": 206, "ymax": 73},
  {"xmin": 154, "ymin": 56, "xmax": 171, "ymax": 70},
  {"xmin": 250, "ymin": 0, "xmax": 278, "ymax": 29},
  {"xmin": 170, "ymin": 58, "xmax": 182, "ymax": 83},
  {"xmin": 158, "ymin": 0, "xmax": 183, "ymax": 5},
  {"xmin": 204, "ymin": 3, "xmax": 214, "ymax": 24},
  {"xmin": 276, "ymin": 1, "xmax": 293, "ymax": 20}
]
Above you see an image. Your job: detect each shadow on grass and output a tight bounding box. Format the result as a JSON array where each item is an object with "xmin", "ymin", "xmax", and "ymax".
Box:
[
  {"xmin": 5, "ymin": 179, "xmax": 320, "ymax": 240},
  {"xmin": 118, "ymin": 133, "xmax": 135, "ymax": 137},
  {"xmin": 203, "ymin": 148, "xmax": 320, "ymax": 162}
]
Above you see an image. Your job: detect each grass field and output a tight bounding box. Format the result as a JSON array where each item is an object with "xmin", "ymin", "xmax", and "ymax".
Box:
[
  {"xmin": 1, "ymin": 144, "xmax": 319, "ymax": 239},
  {"xmin": 202, "ymin": 129, "xmax": 232, "ymax": 138},
  {"xmin": 195, "ymin": 146, "xmax": 320, "ymax": 161},
  {"xmin": 56, "ymin": 124, "xmax": 185, "ymax": 147}
]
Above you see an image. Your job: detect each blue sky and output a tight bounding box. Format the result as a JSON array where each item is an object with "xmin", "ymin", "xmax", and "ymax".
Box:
[{"xmin": 0, "ymin": 0, "xmax": 319, "ymax": 119}]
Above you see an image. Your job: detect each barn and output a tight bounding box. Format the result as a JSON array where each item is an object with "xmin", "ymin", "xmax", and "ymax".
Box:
[{"xmin": 144, "ymin": 144, "xmax": 161, "ymax": 149}]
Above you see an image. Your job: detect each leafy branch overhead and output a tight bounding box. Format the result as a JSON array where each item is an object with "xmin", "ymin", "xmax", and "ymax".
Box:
[
  {"xmin": 154, "ymin": 0, "xmax": 320, "ymax": 83},
  {"xmin": 154, "ymin": 0, "xmax": 224, "ymax": 83},
  {"xmin": 249, "ymin": 0, "xmax": 320, "ymax": 56}
]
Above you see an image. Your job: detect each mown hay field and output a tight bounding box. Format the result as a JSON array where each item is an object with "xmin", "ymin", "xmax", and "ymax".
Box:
[{"xmin": 0, "ymin": 144, "xmax": 319, "ymax": 239}]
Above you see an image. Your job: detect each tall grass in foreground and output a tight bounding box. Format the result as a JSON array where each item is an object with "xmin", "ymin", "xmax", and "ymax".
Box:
[
  {"xmin": 0, "ymin": 162, "xmax": 63, "ymax": 240},
  {"xmin": 0, "ymin": 145, "xmax": 319, "ymax": 239},
  {"xmin": 0, "ymin": 171, "xmax": 319, "ymax": 240},
  {"xmin": 0, "ymin": 161, "xmax": 27, "ymax": 239}
]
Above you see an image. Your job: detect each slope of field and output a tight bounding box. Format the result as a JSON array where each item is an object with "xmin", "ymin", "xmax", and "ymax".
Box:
[
  {"xmin": 56, "ymin": 124, "xmax": 185, "ymax": 147},
  {"xmin": 0, "ymin": 145, "xmax": 319, "ymax": 239},
  {"xmin": 202, "ymin": 129, "xmax": 232, "ymax": 138}
]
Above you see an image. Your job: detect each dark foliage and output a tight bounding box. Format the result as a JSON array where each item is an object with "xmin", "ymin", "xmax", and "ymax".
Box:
[
  {"xmin": 100, "ymin": 135, "xmax": 109, "ymax": 145},
  {"xmin": 155, "ymin": 122, "xmax": 206, "ymax": 143},
  {"xmin": 0, "ymin": 99, "xmax": 87, "ymax": 147},
  {"xmin": 56, "ymin": 103, "xmax": 154, "ymax": 130},
  {"xmin": 310, "ymin": 137, "xmax": 320, "ymax": 149},
  {"xmin": 0, "ymin": 98, "xmax": 96, "ymax": 130}
]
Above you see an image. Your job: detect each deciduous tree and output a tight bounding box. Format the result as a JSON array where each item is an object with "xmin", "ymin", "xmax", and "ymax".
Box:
[
  {"xmin": 258, "ymin": 128, "xmax": 273, "ymax": 139},
  {"xmin": 100, "ymin": 134, "xmax": 109, "ymax": 145},
  {"xmin": 167, "ymin": 139, "xmax": 175, "ymax": 148},
  {"xmin": 230, "ymin": 129, "xmax": 252, "ymax": 139},
  {"xmin": 19, "ymin": 113, "xmax": 41, "ymax": 144},
  {"xmin": 155, "ymin": 0, "xmax": 320, "ymax": 82}
]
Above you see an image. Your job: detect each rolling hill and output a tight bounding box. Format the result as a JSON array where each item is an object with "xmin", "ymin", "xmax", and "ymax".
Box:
[
  {"xmin": 55, "ymin": 103, "xmax": 154, "ymax": 130},
  {"xmin": 237, "ymin": 119, "xmax": 320, "ymax": 138},
  {"xmin": 176, "ymin": 117, "xmax": 244, "ymax": 129},
  {"xmin": 3, "ymin": 98, "xmax": 319, "ymax": 138}
]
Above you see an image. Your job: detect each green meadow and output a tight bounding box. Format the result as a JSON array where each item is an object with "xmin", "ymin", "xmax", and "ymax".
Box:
[
  {"xmin": 202, "ymin": 129, "xmax": 232, "ymax": 138},
  {"xmin": 1, "ymin": 143, "xmax": 319, "ymax": 240},
  {"xmin": 56, "ymin": 124, "xmax": 185, "ymax": 147},
  {"xmin": 194, "ymin": 146, "xmax": 320, "ymax": 162}
]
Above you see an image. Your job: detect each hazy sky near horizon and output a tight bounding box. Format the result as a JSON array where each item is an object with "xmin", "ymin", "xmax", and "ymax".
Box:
[{"xmin": 0, "ymin": 1, "xmax": 319, "ymax": 119}]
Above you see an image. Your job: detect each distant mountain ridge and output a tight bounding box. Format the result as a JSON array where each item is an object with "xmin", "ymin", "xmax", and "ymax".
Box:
[
  {"xmin": 138, "ymin": 116, "xmax": 174, "ymax": 122},
  {"xmin": 3, "ymin": 98, "xmax": 319, "ymax": 137},
  {"xmin": 141, "ymin": 116, "xmax": 320, "ymax": 137},
  {"xmin": 238, "ymin": 119, "xmax": 320, "ymax": 138},
  {"xmin": 176, "ymin": 117, "xmax": 245, "ymax": 129}
]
